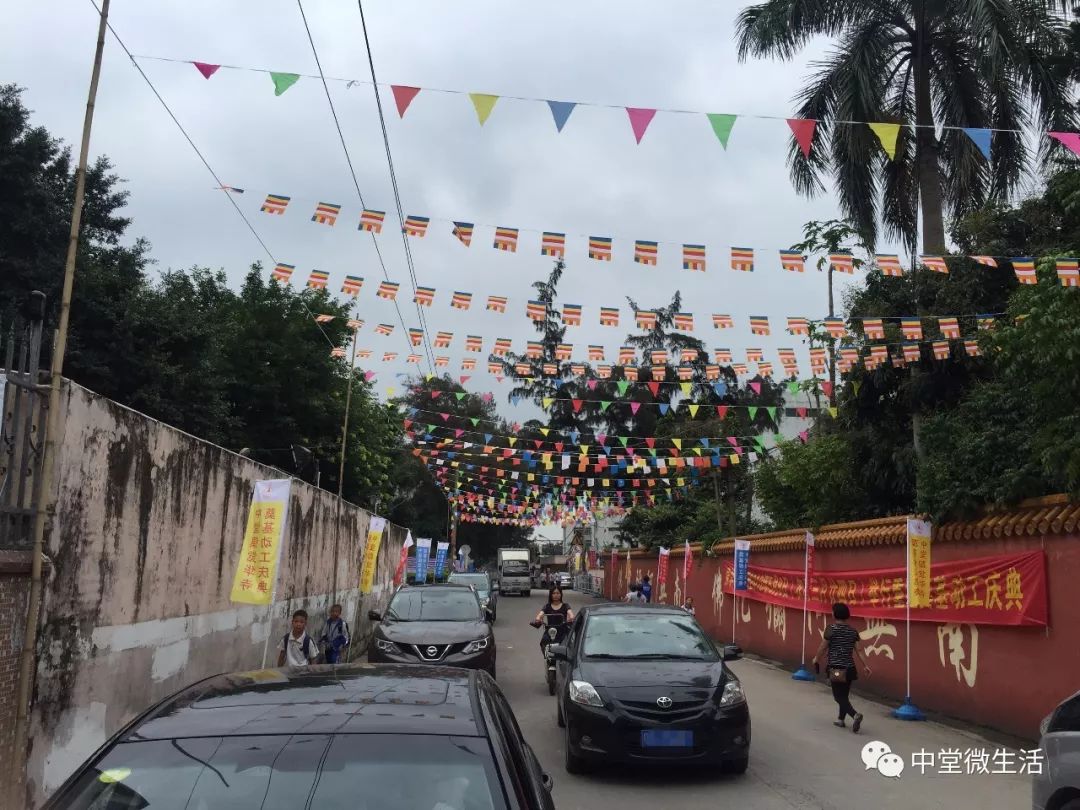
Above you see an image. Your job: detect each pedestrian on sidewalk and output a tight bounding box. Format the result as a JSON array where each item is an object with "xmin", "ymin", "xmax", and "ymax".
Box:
[
  {"xmin": 320, "ymin": 603, "xmax": 351, "ymax": 664},
  {"xmin": 682, "ymin": 596, "xmax": 696, "ymax": 615},
  {"xmin": 277, "ymin": 609, "xmax": 320, "ymax": 668},
  {"xmin": 624, "ymin": 583, "xmax": 645, "ymax": 603},
  {"xmin": 812, "ymin": 602, "xmax": 872, "ymax": 733},
  {"xmin": 640, "ymin": 574, "xmax": 652, "ymax": 603}
]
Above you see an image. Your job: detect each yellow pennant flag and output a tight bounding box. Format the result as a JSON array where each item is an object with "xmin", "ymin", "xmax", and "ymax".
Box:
[
  {"xmin": 829, "ymin": 406, "xmax": 839, "ymax": 418},
  {"xmin": 603, "ymin": 478, "xmax": 610, "ymax": 486},
  {"xmin": 528, "ymin": 474, "xmax": 534, "ymax": 482},
  {"xmin": 359, "ymin": 516, "xmax": 387, "ymax": 594},
  {"xmin": 508, "ymin": 437, "xmax": 517, "ymax": 447},
  {"xmin": 580, "ymin": 445, "xmax": 589, "ymax": 455},
  {"xmin": 693, "ymin": 448, "xmax": 702, "ymax": 456},
  {"xmin": 672, "ymin": 438, "xmax": 682, "ymax": 449},
  {"xmin": 688, "ymin": 404, "xmax": 700, "ymax": 417},
  {"xmin": 680, "ymin": 382, "xmax": 692, "ymax": 395},
  {"xmin": 230, "ymin": 479, "xmax": 291, "ymax": 605},
  {"xmin": 540, "ymin": 427, "xmax": 550, "ymax": 436},
  {"xmin": 869, "ymin": 122, "xmax": 901, "ymax": 159},
  {"xmin": 677, "ymin": 478, "xmax": 685, "ymax": 486},
  {"xmin": 386, "ymin": 386, "xmax": 395, "ymax": 397},
  {"xmin": 543, "ymin": 397, "xmax": 554, "ymax": 409},
  {"xmin": 729, "ymin": 453, "xmax": 740, "ymax": 465},
  {"xmin": 470, "ymin": 93, "xmax": 499, "ymax": 125}
]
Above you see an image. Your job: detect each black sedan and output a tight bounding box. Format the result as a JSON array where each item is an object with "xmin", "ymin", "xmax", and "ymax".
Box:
[
  {"xmin": 551, "ymin": 604, "xmax": 749, "ymax": 774},
  {"xmin": 368, "ymin": 583, "xmax": 497, "ymax": 677},
  {"xmin": 44, "ymin": 664, "xmax": 554, "ymax": 810}
]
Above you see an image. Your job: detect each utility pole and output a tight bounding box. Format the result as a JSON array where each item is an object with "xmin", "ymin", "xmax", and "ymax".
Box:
[
  {"xmin": 12, "ymin": 0, "xmax": 111, "ymax": 791},
  {"xmin": 336, "ymin": 324, "xmax": 359, "ymax": 498}
]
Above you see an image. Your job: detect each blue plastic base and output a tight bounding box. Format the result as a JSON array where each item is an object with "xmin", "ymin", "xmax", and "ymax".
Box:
[
  {"xmin": 891, "ymin": 697, "xmax": 926, "ymax": 721},
  {"xmin": 792, "ymin": 666, "xmax": 816, "ymax": 681}
]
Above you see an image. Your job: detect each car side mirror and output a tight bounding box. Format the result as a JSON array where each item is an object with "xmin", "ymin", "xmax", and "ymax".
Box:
[
  {"xmin": 367, "ymin": 610, "xmax": 382, "ymax": 622},
  {"xmin": 541, "ymin": 772, "xmax": 554, "ymax": 792},
  {"xmin": 722, "ymin": 644, "xmax": 742, "ymax": 661},
  {"xmin": 485, "ymin": 607, "xmax": 495, "ymax": 623},
  {"xmin": 548, "ymin": 644, "xmax": 568, "ymax": 661}
]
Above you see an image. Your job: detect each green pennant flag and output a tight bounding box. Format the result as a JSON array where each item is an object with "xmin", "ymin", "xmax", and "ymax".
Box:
[
  {"xmin": 748, "ymin": 406, "xmax": 758, "ymax": 420},
  {"xmin": 600, "ymin": 401, "xmax": 612, "ymax": 412},
  {"xmin": 455, "ymin": 392, "xmax": 466, "ymax": 401},
  {"xmin": 427, "ymin": 424, "xmax": 435, "ymax": 434},
  {"xmin": 619, "ymin": 436, "xmax": 630, "ymax": 447},
  {"xmin": 755, "ymin": 436, "xmax": 767, "ymax": 452},
  {"xmin": 787, "ymin": 381, "xmax": 800, "ymax": 396},
  {"xmin": 617, "ymin": 380, "xmax": 631, "ymax": 396},
  {"xmin": 270, "ymin": 72, "xmax": 300, "ymax": 96},
  {"xmin": 471, "ymin": 418, "xmax": 480, "ymax": 426},
  {"xmin": 766, "ymin": 406, "xmax": 777, "ymax": 421},
  {"xmin": 707, "ymin": 113, "xmax": 737, "ymax": 148},
  {"xmin": 469, "ymin": 93, "xmax": 499, "ymax": 125},
  {"xmin": 649, "ymin": 449, "xmax": 657, "ymax": 458}
]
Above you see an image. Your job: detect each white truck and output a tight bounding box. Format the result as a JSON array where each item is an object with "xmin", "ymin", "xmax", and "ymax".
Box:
[{"xmin": 497, "ymin": 548, "xmax": 532, "ymax": 596}]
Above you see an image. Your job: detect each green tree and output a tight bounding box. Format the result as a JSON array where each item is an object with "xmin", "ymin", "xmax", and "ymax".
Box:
[{"xmin": 735, "ymin": 0, "xmax": 1077, "ymax": 253}]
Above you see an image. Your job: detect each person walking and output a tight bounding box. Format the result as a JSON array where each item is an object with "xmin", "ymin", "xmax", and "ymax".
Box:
[
  {"xmin": 319, "ymin": 603, "xmax": 351, "ymax": 664},
  {"xmin": 812, "ymin": 602, "xmax": 872, "ymax": 732},
  {"xmin": 277, "ymin": 609, "xmax": 320, "ymax": 668},
  {"xmin": 624, "ymin": 582, "xmax": 645, "ymax": 603},
  {"xmin": 640, "ymin": 574, "xmax": 653, "ymax": 603}
]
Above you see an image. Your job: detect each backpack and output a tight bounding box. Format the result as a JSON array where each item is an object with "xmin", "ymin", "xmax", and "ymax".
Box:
[{"xmin": 283, "ymin": 633, "xmax": 313, "ymax": 659}]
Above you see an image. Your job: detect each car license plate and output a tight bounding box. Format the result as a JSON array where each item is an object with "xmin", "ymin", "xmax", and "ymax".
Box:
[{"xmin": 640, "ymin": 730, "xmax": 693, "ymax": 748}]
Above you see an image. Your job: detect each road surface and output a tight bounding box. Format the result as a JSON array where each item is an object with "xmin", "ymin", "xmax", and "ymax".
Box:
[{"xmin": 494, "ymin": 592, "xmax": 1031, "ymax": 809}]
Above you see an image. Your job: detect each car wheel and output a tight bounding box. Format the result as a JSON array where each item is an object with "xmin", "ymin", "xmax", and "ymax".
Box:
[
  {"xmin": 564, "ymin": 723, "xmax": 589, "ymax": 774},
  {"xmin": 1059, "ymin": 800, "xmax": 1080, "ymax": 810},
  {"xmin": 556, "ymin": 697, "xmax": 565, "ymax": 728},
  {"xmin": 723, "ymin": 755, "xmax": 749, "ymax": 775}
]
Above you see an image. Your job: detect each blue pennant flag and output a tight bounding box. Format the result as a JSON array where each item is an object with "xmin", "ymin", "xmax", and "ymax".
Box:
[
  {"xmin": 962, "ymin": 127, "xmax": 992, "ymax": 160},
  {"xmin": 659, "ymin": 403, "xmax": 670, "ymax": 415},
  {"xmin": 484, "ymin": 433, "xmax": 493, "ymax": 443},
  {"xmin": 547, "ymin": 100, "xmax": 577, "ymax": 132},
  {"xmin": 713, "ymin": 382, "xmax": 727, "ymax": 397},
  {"xmin": 700, "ymin": 438, "xmax": 710, "ymax": 448},
  {"xmin": 510, "ymin": 395, "xmax": 521, "ymax": 406}
]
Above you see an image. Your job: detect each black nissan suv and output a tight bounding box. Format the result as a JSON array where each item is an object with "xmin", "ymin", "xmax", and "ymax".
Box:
[{"xmin": 368, "ymin": 583, "xmax": 497, "ymax": 677}]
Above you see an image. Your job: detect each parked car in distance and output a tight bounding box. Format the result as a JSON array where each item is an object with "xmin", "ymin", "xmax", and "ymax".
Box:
[
  {"xmin": 368, "ymin": 583, "xmax": 496, "ymax": 678},
  {"xmin": 1033, "ymin": 688, "xmax": 1080, "ymax": 810},
  {"xmin": 44, "ymin": 664, "xmax": 555, "ymax": 810},
  {"xmin": 551, "ymin": 604, "xmax": 749, "ymax": 775},
  {"xmin": 556, "ymin": 572, "xmax": 573, "ymax": 590},
  {"xmin": 449, "ymin": 571, "xmax": 498, "ymax": 622}
]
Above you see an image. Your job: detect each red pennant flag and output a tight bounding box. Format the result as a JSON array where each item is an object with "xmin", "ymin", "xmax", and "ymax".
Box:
[
  {"xmin": 797, "ymin": 406, "xmax": 808, "ymax": 418},
  {"xmin": 534, "ymin": 440, "xmax": 544, "ymax": 449},
  {"xmin": 821, "ymin": 381, "xmax": 834, "ymax": 398},
  {"xmin": 647, "ymin": 381, "xmax": 661, "ymax": 397},
  {"xmin": 716, "ymin": 405, "xmax": 729, "ymax": 419},
  {"xmin": 459, "ymin": 375, "xmax": 471, "ymax": 384},
  {"xmin": 572, "ymin": 399, "xmax": 584, "ymax": 413},
  {"xmin": 645, "ymin": 437, "xmax": 656, "ymax": 448},
  {"xmin": 431, "ymin": 391, "xmax": 442, "ymax": 399},
  {"xmin": 786, "ymin": 118, "xmax": 816, "ymax": 158},
  {"xmin": 403, "ymin": 419, "xmax": 413, "ymax": 430},
  {"xmin": 554, "ymin": 442, "xmax": 564, "ymax": 452},
  {"xmin": 193, "ymin": 62, "xmax": 221, "ymax": 80},
  {"xmin": 626, "ymin": 107, "xmax": 657, "ymax": 144},
  {"xmin": 391, "ymin": 85, "xmax": 422, "ymax": 118}
]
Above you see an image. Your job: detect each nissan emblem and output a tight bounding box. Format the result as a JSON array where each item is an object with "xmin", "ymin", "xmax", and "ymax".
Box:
[
  {"xmin": 656, "ymin": 696, "xmax": 673, "ymax": 709},
  {"xmin": 427, "ymin": 646, "xmax": 438, "ymax": 657}
]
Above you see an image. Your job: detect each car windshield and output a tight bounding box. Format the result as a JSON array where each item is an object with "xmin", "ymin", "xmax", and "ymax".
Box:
[
  {"xmin": 448, "ymin": 575, "xmax": 490, "ymax": 595},
  {"xmin": 582, "ymin": 612, "xmax": 719, "ymax": 660},
  {"xmin": 54, "ymin": 734, "xmax": 504, "ymax": 810},
  {"xmin": 386, "ymin": 588, "xmax": 481, "ymax": 621},
  {"xmin": 501, "ymin": 561, "xmax": 529, "ymax": 573}
]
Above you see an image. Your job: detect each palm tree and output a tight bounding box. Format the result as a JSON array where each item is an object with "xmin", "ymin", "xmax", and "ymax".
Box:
[{"xmin": 736, "ymin": 0, "xmax": 1076, "ymax": 254}]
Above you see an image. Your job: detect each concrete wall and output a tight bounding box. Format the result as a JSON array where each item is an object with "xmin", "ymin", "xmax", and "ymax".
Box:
[
  {"xmin": 0, "ymin": 553, "xmax": 32, "ymax": 787},
  {"xmin": 605, "ymin": 511, "xmax": 1080, "ymax": 741},
  {"xmin": 24, "ymin": 381, "xmax": 406, "ymax": 806}
]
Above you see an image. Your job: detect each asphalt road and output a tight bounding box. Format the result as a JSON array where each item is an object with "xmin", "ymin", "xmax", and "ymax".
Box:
[{"xmin": 494, "ymin": 591, "xmax": 1031, "ymax": 810}]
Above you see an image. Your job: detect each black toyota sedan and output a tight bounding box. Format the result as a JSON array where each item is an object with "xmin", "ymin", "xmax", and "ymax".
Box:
[
  {"xmin": 44, "ymin": 664, "xmax": 554, "ymax": 810},
  {"xmin": 368, "ymin": 583, "xmax": 496, "ymax": 677},
  {"xmin": 551, "ymin": 604, "xmax": 749, "ymax": 774}
]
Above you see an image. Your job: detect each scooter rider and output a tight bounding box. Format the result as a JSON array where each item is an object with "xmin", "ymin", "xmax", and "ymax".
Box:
[{"xmin": 533, "ymin": 586, "xmax": 573, "ymax": 651}]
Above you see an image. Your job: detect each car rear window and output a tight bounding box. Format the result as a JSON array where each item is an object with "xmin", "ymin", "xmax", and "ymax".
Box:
[
  {"xmin": 387, "ymin": 588, "xmax": 482, "ymax": 621},
  {"xmin": 582, "ymin": 612, "xmax": 719, "ymax": 661},
  {"xmin": 448, "ymin": 575, "xmax": 490, "ymax": 593},
  {"xmin": 52, "ymin": 734, "xmax": 505, "ymax": 810}
]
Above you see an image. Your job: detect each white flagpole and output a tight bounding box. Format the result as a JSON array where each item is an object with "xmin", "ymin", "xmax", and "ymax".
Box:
[
  {"xmin": 893, "ymin": 518, "xmax": 926, "ymax": 720},
  {"xmin": 792, "ymin": 531, "xmax": 815, "ymax": 681}
]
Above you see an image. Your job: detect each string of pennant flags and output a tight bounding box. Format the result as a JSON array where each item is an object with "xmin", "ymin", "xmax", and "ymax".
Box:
[
  {"xmin": 256, "ymin": 194, "xmax": 1080, "ymax": 286},
  {"xmin": 146, "ymin": 54, "xmax": 1080, "ymax": 160}
]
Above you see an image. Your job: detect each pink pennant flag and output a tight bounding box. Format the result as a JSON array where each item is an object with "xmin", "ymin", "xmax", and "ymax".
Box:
[
  {"xmin": 786, "ymin": 118, "xmax": 816, "ymax": 158},
  {"xmin": 193, "ymin": 62, "xmax": 220, "ymax": 80},
  {"xmin": 587, "ymin": 379, "xmax": 598, "ymax": 391},
  {"xmin": 630, "ymin": 402, "xmax": 641, "ymax": 414},
  {"xmin": 363, "ymin": 371, "xmax": 376, "ymax": 382},
  {"xmin": 459, "ymin": 375, "xmax": 471, "ymax": 384},
  {"xmin": 727, "ymin": 437, "xmax": 739, "ymax": 448},
  {"xmin": 1049, "ymin": 132, "xmax": 1080, "ymax": 157},
  {"xmin": 391, "ymin": 85, "xmax": 422, "ymax": 118},
  {"xmin": 750, "ymin": 382, "xmax": 762, "ymax": 395},
  {"xmin": 454, "ymin": 429, "xmax": 464, "ymax": 438},
  {"xmin": 482, "ymin": 393, "xmax": 494, "ymax": 402},
  {"xmin": 440, "ymin": 412, "xmax": 451, "ymax": 421},
  {"xmin": 799, "ymin": 430, "xmax": 810, "ymax": 443},
  {"xmin": 431, "ymin": 391, "xmax": 442, "ymax": 400},
  {"xmin": 626, "ymin": 107, "xmax": 657, "ymax": 144}
]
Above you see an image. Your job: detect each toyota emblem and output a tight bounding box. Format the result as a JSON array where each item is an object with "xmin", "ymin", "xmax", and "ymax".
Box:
[
  {"xmin": 426, "ymin": 646, "xmax": 438, "ymax": 657},
  {"xmin": 656, "ymin": 696, "xmax": 673, "ymax": 709}
]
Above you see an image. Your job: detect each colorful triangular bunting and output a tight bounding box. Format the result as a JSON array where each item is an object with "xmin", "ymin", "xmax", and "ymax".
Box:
[
  {"xmin": 547, "ymin": 100, "xmax": 577, "ymax": 133},
  {"xmin": 786, "ymin": 118, "xmax": 816, "ymax": 158},
  {"xmin": 707, "ymin": 113, "xmax": 736, "ymax": 148},
  {"xmin": 270, "ymin": 72, "xmax": 300, "ymax": 97},
  {"xmin": 469, "ymin": 93, "xmax": 499, "ymax": 125},
  {"xmin": 391, "ymin": 85, "xmax": 421, "ymax": 118},
  {"xmin": 626, "ymin": 107, "xmax": 657, "ymax": 144},
  {"xmin": 193, "ymin": 62, "xmax": 220, "ymax": 80}
]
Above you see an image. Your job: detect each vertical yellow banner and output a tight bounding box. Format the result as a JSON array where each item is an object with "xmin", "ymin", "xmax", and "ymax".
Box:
[
  {"xmin": 359, "ymin": 516, "xmax": 388, "ymax": 593},
  {"xmin": 907, "ymin": 518, "xmax": 932, "ymax": 608},
  {"xmin": 230, "ymin": 479, "xmax": 292, "ymax": 605}
]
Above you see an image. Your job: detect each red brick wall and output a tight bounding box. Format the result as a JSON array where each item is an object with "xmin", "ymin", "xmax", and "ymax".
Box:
[
  {"xmin": 606, "ymin": 532, "xmax": 1080, "ymax": 740},
  {"xmin": 0, "ymin": 567, "xmax": 30, "ymax": 805}
]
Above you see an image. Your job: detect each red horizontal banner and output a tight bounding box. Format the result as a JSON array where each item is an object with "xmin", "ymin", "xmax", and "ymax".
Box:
[{"xmin": 721, "ymin": 551, "xmax": 1047, "ymax": 627}]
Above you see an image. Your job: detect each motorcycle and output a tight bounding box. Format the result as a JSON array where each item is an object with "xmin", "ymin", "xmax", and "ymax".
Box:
[{"xmin": 529, "ymin": 613, "xmax": 568, "ymax": 695}]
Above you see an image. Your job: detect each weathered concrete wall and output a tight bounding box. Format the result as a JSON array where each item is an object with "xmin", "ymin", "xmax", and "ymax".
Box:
[
  {"xmin": 0, "ymin": 553, "xmax": 32, "ymax": 793},
  {"xmin": 25, "ymin": 381, "xmax": 406, "ymax": 806}
]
